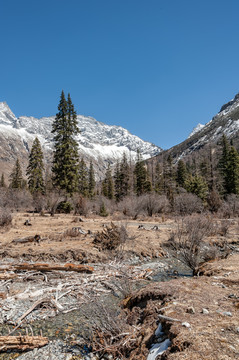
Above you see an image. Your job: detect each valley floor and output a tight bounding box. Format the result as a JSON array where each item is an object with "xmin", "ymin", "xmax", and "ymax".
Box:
[{"xmin": 0, "ymin": 213, "xmax": 238, "ymax": 359}]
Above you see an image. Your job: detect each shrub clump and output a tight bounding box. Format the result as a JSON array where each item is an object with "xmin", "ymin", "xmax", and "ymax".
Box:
[
  {"xmin": 0, "ymin": 209, "xmax": 12, "ymax": 227},
  {"xmin": 174, "ymin": 193, "xmax": 203, "ymax": 215},
  {"xmin": 166, "ymin": 215, "xmax": 217, "ymax": 275},
  {"xmin": 99, "ymin": 202, "xmax": 108, "ymax": 217},
  {"xmin": 93, "ymin": 223, "xmax": 127, "ymax": 251},
  {"xmin": 56, "ymin": 201, "xmax": 73, "ymax": 214}
]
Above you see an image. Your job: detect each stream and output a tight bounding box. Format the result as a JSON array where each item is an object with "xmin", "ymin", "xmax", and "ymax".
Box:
[{"xmin": 0, "ymin": 256, "xmax": 192, "ymax": 360}]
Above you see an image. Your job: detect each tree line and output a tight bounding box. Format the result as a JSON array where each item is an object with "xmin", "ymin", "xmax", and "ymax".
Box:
[
  {"xmin": 2, "ymin": 91, "xmax": 239, "ymax": 213},
  {"xmin": 100, "ymin": 133, "xmax": 239, "ymax": 210}
]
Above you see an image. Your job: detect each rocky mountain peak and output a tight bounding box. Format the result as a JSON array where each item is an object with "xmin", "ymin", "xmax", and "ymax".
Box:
[
  {"xmin": 0, "ymin": 101, "xmax": 17, "ymax": 125},
  {"xmin": 0, "ymin": 102, "xmax": 162, "ymax": 179},
  {"xmin": 219, "ymin": 92, "xmax": 239, "ymax": 114}
]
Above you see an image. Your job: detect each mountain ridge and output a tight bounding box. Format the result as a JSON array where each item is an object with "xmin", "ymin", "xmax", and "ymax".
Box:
[
  {"xmin": 0, "ymin": 101, "xmax": 161, "ymax": 179},
  {"xmin": 151, "ymin": 92, "xmax": 239, "ymax": 163}
]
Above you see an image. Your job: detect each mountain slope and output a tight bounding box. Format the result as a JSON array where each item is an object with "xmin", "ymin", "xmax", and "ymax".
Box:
[
  {"xmin": 0, "ymin": 102, "xmax": 161, "ymax": 179},
  {"xmin": 154, "ymin": 92, "xmax": 239, "ymax": 162}
]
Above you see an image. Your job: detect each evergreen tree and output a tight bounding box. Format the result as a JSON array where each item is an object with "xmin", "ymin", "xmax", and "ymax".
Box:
[
  {"xmin": 225, "ymin": 146, "xmax": 239, "ymax": 194},
  {"xmin": 134, "ymin": 150, "xmax": 151, "ymax": 196},
  {"xmin": 218, "ymin": 134, "xmax": 230, "ymax": 193},
  {"xmin": 26, "ymin": 137, "xmax": 45, "ymax": 194},
  {"xmin": 154, "ymin": 162, "xmax": 163, "ymax": 193},
  {"xmin": 114, "ymin": 161, "xmax": 121, "ymax": 201},
  {"xmin": 88, "ymin": 160, "xmax": 95, "ymax": 198},
  {"xmin": 102, "ymin": 164, "xmax": 114, "ymax": 199},
  {"xmin": 51, "ymin": 91, "xmax": 80, "ymax": 194},
  {"xmin": 176, "ymin": 160, "xmax": 187, "ymax": 188},
  {"xmin": 218, "ymin": 135, "xmax": 239, "ymax": 195},
  {"xmin": 114, "ymin": 153, "xmax": 131, "ymax": 201},
  {"xmin": 120, "ymin": 152, "xmax": 130, "ymax": 197},
  {"xmin": 99, "ymin": 201, "xmax": 108, "ymax": 217},
  {"xmin": 0, "ymin": 174, "xmax": 6, "ymax": 187},
  {"xmin": 163, "ymin": 154, "xmax": 176, "ymax": 202},
  {"xmin": 9, "ymin": 159, "xmax": 24, "ymax": 189},
  {"xmin": 185, "ymin": 174, "xmax": 208, "ymax": 201},
  {"xmin": 78, "ymin": 158, "xmax": 88, "ymax": 196}
]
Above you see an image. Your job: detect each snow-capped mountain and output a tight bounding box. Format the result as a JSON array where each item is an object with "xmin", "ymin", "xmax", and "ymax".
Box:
[
  {"xmin": 155, "ymin": 92, "xmax": 239, "ymax": 162},
  {"xmin": 0, "ymin": 102, "xmax": 161, "ymax": 178}
]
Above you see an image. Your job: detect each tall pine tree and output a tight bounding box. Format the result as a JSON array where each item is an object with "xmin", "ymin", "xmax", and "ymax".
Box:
[
  {"xmin": 114, "ymin": 161, "xmax": 121, "ymax": 201},
  {"xmin": 88, "ymin": 160, "xmax": 96, "ymax": 198},
  {"xmin": 134, "ymin": 150, "xmax": 151, "ymax": 195},
  {"xmin": 114, "ymin": 153, "xmax": 130, "ymax": 201},
  {"xmin": 27, "ymin": 137, "xmax": 45, "ymax": 194},
  {"xmin": 176, "ymin": 159, "xmax": 187, "ymax": 188},
  {"xmin": 102, "ymin": 164, "xmax": 114, "ymax": 199},
  {"xmin": 119, "ymin": 152, "xmax": 130, "ymax": 198},
  {"xmin": 9, "ymin": 159, "xmax": 24, "ymax": 189},
  {"xmin": 218, "ymin": 135, "xmax": 239, "ymax": 195},
  {"xmin": 225, "ymin": 146, "xmax": 239, "ymax": 194},
  {"xmin": 78, "ymin": 158, "xmax": 88, "ymax": 196},
  {"xmin": 52, "ymin": 91, "xmax": 80, "ymax": 194}
]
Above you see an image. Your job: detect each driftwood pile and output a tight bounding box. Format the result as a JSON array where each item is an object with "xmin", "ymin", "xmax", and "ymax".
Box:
[{"xmin": 0, "ymin": 260, "xmax": 152, "ymax": 330}]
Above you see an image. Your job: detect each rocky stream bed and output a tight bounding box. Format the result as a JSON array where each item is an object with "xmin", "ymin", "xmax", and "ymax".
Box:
[{"xmin": 0, "ymin": 255, "xmax": 192, "ymax": 360}]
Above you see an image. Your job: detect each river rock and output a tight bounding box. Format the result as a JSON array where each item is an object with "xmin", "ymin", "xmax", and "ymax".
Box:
[
  {"xmin": 186, "ymin": 306, "xmax": 195, "ymax": 314},
  {"xmin": 222, "ymin": 311, "xmax": 232, "ymax": 317},
  {"xmin": 182, "ymin": 322, "xmax": 191, "ymax": 328}
]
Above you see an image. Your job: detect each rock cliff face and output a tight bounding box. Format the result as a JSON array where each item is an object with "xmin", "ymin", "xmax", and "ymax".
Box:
[{"xmin": 0, "ymin": 102, "xmax": 161, "ymax": 179}]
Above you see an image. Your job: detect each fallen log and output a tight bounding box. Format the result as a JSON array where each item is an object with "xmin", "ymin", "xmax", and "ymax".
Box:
[
  {"xmin": 12, "ymin": 235, "xmax": 41, "ymax": 244},
  {"xmin": 13, "ymin": 262, "xmax": 94, "ymax": 273},
  {"xmin": 0, "ymin": 273, "xmax": 17, "ymax": 280},
  {"xmin": 0, "ymin": 335, "xmax": 48, "ymax": 351}
]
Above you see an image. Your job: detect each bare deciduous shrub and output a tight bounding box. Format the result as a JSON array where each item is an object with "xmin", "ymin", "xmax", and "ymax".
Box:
[
  {"xmin": 0, "ymin": 208, "xmax": 12, "ymax": 227},
  {"xmin": 87, "ymin": 197, "xmax": 116, "ymax": 217},
  {"xmin": 217, "ymin": 219, "xmax": 230, "ymax": 236},
  {"xmin": 46, "ymin": 190, "xmax": 65, "ymax": 216},
  {"xmin": 82, "ymin": 297, "xmax": 130, "ymax": 358},
  {"xmin": 0, "ymin": 189, "xmax": 33, "ymax": 211},
  {"xmin": 166, "ymin": 215, "xmax": 217, "ymax": 275},
  {"xmin": 33, "ymin": 193, "xmax": 47, "ymax": 213},
  {"xmin": 219, "ymin": 194, "xmax": 239, "ymax": 218},
  {"xmin": 139, "ymin": 193, "xmax": 170, "ymax": 217},
  {"xmin": 117, "ymin": 195, "xmax": 145, "ymax": 219},
  {"xmin": 72, "ymin": 194, "xmax": 88, "ymax": 216},
  {"xmin": 174, "ymin": 193, "xmax": 203, "ymax": 215},
  {"xmin": 207, "ymin": 189, "xmax": 222, "ymax": 213}
]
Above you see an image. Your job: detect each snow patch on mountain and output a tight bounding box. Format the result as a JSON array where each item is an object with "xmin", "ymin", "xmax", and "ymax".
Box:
[
  {"xmin": 0, "ymin": 102, "xmax": 161, "ymax": 165},
  {"xmin": 188, "ymin": 123, "xmax": 205, "ymax": 138}
]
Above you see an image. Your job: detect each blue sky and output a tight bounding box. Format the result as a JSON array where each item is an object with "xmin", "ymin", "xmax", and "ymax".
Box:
[{"xmin": 1, "ymin": 0, "xmax": 239, "ymax": 149}]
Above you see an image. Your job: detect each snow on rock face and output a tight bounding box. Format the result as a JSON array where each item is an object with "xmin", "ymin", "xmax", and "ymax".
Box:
[
  {"xmin": 0, "ymin": 102, "xmax": 162, "ymax": 177},
  {"xmin": 0, "ymin": 102, "xmax": 17, "ymax": 125},
  {"xmin": 174, "ymin": 92, "xmax": 239, "ymax": 162},
  {"xmin": 188, "ymin": 123, "xmax": 205, "ymax": 138}
]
